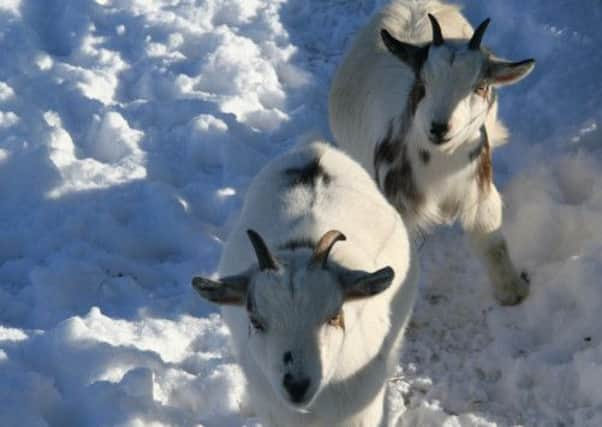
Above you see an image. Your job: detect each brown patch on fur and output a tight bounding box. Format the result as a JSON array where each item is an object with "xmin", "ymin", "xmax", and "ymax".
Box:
[
  {"xmin": 488, "ymin": 87, "xmax": 497, "ymax": 110},
  {"xmin": 440, "ymin": 199, "xmax": 460, "ymax": 219},
  {"xmin": 474, "ymin": 83, "xmax": 489, "ymax": 98},
  {"xmin": 476, "ymin": 127, "xmax": 492, "ymax": 194},
  {"xmin": 327, "ymin": 310, "xmax": 345, "ymax": 330}
]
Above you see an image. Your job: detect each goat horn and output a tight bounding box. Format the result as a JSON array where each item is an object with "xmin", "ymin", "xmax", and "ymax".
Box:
[
  {"xmin": 247, "ymin": 229, "xmax": 279, "ymax": 271},
  {"xmin": 468, "ymin": 18, "xmax": 490, "ymax": 50},
  {"xmin": 428, "ymin": 14, "xmax": 444, "ymax": 46},
  {"xmin": 310, "ymin": 230, "xmax": 347, "ymax": 269}
]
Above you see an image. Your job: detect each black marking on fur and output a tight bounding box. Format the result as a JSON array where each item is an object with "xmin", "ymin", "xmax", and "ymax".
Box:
[
  {"xmin": 469, "ymin": 126, "xmax": 489, "ymax": 162},
  {"xmin": 278, "ymin": 239, "xmax": 316, "ymax": 252},
  {"xmin": 278, "ymin": 238, "xmax": 316, "ymax": 297},
  {"xmin": 284, "ymin": 159, "xmax": 331, "ymax": 188},
  {"xmin": 373, "ymin": 79, "xmax": 425, "ymax": 177},
  {"xmin": 382, "ymin": 30, "xmax": 430, "ymax": 78},
  {"xmin": 409, "ymin": 80, "xmax": 426, "ymax": 115},
  {"xmin": 283, "ymin": 351, "xmax": 293, "ymax": 365},
  {"xmin": 469, "ymin": 140, "xmax": 484, "ymax": 161},
  {"xmin": 480, "ymin": 125, "xmax": 490, "ymax": 149},
  {"xmin": 373, "ymin": 122, "xmax": 397, "ymax": 187},
  {"xmin": 246, "ymin": 291, "xmax": 255, "ymax": 313},
  {"xmin": 419, "ymin": 149, "xmax": 430, "ymax": 165},
  {"xmin": 373, "ymin": 79, "xmax": 426, "ymax": 214},
  {"xmin": 386, "ymin": 144, "xmax": 423, "ymax": 208}
]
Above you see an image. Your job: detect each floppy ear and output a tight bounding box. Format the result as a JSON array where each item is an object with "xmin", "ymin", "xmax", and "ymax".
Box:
[
  {"xmin": 486, "ymin": 58, "xmax": 535, "ymax": 86},
  {"xmin": 192, "ymin": 274, "xmax": 249, "ymax": 305},
  {"xmin": 340, "ymin": 266, "xmax": 395, "ymax": 301},
  {"xmin": 381, "ymin": 29, "xmax": 429, "ymax": 73}
]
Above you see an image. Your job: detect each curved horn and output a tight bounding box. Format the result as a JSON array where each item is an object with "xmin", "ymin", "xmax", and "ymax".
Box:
[
  {"xmin": 469, "ymin": 18, "xmax": 490, "ymax": 50},
  {"xmin": 428, "ymin": 14, "xmax": 444, "ymax": 46},
  {"xmin": 310, "ymin": 230, "xmax": 347, "ymax": 269},
  {"xmin": 247, "ymin": 229, "xmax": 279, "ymax": 271}
]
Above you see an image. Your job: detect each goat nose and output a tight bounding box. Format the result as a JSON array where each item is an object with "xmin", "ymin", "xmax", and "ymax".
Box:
[
  {"xmin": 283, "ymin": 374, "xmax": 311, "ymax": 403},
  {"xmin": 430, "ymin": 121, "xmax": 450, "ymax": 142}
]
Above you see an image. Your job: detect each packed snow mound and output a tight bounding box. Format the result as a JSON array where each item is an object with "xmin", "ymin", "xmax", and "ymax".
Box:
[
  {"xmin": 0, "ymin": 0, "xmax": 306, "ymax": 424},
  {"xmin": 0, "ymin": 307, "xmax": 245, "ymax": 426},
  {"xmin": 394, "ymin": 150, "xmax": 602, "ymax": 427},
  {"xmin": 0, "ymin": 0, "xmax": 601, "ymax": 426}
]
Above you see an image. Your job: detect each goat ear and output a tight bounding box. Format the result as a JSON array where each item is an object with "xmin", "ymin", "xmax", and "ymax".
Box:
[
  {"xmin": 340, "ymin": 266, "xmax": 395, "ymax": 301},
  {"xmin": 191, "ymin": 274, "xmax": 249, "ymax": 305},
  {"xmin": 486, "ymin": 58, "xmax": 535, "ymax": 86},
  {"xmin": 381, "ymin": 29, "xmax": 428, "ymax": 72}
]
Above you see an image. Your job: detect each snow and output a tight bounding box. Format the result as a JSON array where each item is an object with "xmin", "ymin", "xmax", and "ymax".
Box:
[{"xmin": 0, "ymin": 0, "xmax": 600, "ymax": 426}]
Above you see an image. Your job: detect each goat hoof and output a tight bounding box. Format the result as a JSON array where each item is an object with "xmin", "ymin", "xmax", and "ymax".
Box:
[
  {"xmin": 494, "ymin": 273, "xmax": 530, "ymax": 306},
  {"xmin": 520, "ymin": 271, "xmax": 530, "ymax": 284}
]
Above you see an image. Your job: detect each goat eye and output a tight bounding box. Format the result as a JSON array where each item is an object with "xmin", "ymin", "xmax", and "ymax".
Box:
[
  {"xmin": 249, "ymin": 315, "xmax": 265, "ymax": 332},
  {"xmin": 474, "ymin": 83, "xmax": 488, "ymax": 97},
  {"xmin": 327, "ymin": 311, "xmax": 345, "ymax": 329}
]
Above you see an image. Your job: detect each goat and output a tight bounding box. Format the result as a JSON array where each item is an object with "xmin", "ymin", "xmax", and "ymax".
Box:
[
  {"xmin": 192, "ymin": 141, "xmax": 418, "ymax": 427},
  {"xmin": 329, "ymin": 0, "xmax": 535, "ymax": 305}
]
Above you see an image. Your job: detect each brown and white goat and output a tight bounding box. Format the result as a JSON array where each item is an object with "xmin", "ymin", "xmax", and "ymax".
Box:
[{"xmin": 329, "ymin": 0, "xmax": 535, "ymax": 304}]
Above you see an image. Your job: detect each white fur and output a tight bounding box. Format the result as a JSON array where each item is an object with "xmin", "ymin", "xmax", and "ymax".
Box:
[
  {"xmin": 329, "ymin": 0, "xmax": 532, "ymax": 305},
  {"xmin": 216, "ymin": 142, "xmax": 418, "ymax": 427}
]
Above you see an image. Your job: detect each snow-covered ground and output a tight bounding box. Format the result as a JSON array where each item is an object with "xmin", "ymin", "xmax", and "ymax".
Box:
[{"xmin": 0, "ymin": 0, "xmax": 601, "ymax": 426}]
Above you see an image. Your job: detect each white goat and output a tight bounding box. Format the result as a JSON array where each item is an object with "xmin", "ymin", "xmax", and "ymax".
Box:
[
  {"xmin": 329, "ymin": 0, "xmax": 535, "ymax": 305},
  {"xmin": 193, "ymin": 142, "xmax": 418, "ymax": 427}
]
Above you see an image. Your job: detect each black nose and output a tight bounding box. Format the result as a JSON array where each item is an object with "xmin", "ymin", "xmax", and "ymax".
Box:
[
  {"xmin": 283, "ymin": 374, "xmax": 311, "ymax": 403},
  {"xmin": 430, "ymin": 121, "xmax": 450, "ymax": 143}
]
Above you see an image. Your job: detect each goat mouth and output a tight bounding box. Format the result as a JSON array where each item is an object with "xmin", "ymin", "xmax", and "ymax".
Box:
[
  {"xmin": 279, "ymin": 387, "xmax": 320, "ymax": 413},
  {"xmin": 429, "ymin": 136, "xmax": 452, "ymax": 145},
  {"xmin": 283, "ymin": 397, "xmax": 313, "ymax": 413}
]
